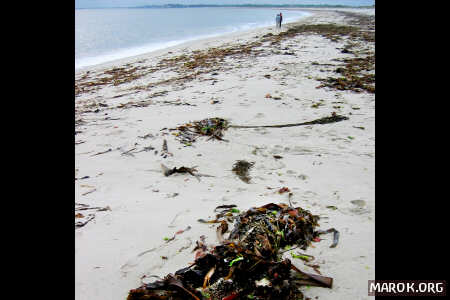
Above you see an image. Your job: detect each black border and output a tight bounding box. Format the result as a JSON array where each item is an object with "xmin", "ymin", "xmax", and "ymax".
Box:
[
  {"xmin": 10, "ymin": 1, "xmax": 75, "ymax": 297},
  {"xmin": 376, "ymin": 0, "xmax": 449, "ymax": 295}
]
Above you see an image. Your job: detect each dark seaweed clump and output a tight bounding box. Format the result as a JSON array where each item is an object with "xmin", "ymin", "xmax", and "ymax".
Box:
[
  {"xmin": 171, "ymin": 117, "xmax": 230, "ymax": 145},
  {"xmin": 232, "ymin": 160, "xmax": 255, "ymax": 183},
  {"xmin": 127, "ymin": 202, "xmax": 335, "ymax": 300}
]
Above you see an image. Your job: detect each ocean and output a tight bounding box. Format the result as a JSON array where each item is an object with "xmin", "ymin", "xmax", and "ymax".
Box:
[{"xmin": 75, "ymin": 7, "xmax": 311, "ymax": 70}]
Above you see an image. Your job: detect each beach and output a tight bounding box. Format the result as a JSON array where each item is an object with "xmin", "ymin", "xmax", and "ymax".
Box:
[{"xmin": 75, "ymin": 7, "xmax": 375, "ymax": 300}]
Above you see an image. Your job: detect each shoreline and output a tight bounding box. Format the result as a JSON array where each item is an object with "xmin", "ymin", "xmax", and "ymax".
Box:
[
  {"xmin": 76, "ymin": 7, "xmax": 374, "ymax": 300},
  {"xmin": 75, "ymin": 10, "xmax": 313, "ymax": 72},
  {"xmin": 75, "ymin": 7, "xmax": 373, "ymax": 73}
]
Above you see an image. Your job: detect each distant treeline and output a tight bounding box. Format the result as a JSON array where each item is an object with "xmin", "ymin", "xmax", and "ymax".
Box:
[{"xmin": 133, "ymin": 4, "xmax": 375, "ymax": 9}]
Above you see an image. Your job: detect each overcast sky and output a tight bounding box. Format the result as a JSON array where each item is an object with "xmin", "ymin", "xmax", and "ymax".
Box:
[{"xmin": 75, "ymin": 0, "xmax": 374, "ymax": 9}]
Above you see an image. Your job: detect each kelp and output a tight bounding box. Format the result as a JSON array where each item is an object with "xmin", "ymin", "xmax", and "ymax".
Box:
[
  {"xmin": 170, "ymin": 117, "xmax": 230, "ymax": 145},
  {"xmin": 316, "ymin": 228, "xmax": 340, "ymax": 248},
  {"xmin": 127, "ymin": 202, "xmax": 338, "ymax": 300},
  {"xmin": 168, "ymin": 114, "xmax": 348, "ymax": 145},
  {"xmin": 229, "ymin": 113, "xmax": 349, "ymax": 129}
]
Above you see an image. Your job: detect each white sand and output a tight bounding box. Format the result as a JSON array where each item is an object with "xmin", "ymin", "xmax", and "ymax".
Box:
[{"xmin": 75, "ymin": 8, "xmax": 374, "ymax": 300}]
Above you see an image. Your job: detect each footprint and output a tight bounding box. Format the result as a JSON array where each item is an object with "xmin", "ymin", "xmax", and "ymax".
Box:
[
  {"xmin": 269, "ymin": 148, "xmax": 283, "ymax": 155},
  {"xmin": 350, "ymin": 199, "xmax": 366, "ymax": 207},
  {"xmin": 349, "ymin": 207, "xmax": 370, "ymax": 215},
  {"xmin": 348, "ymin": 199, "xmax": 370, "ymax": 215},
  {"xmin": 254, "ymin": 128, "xmax": 269, "ymax": 135},
  {"xmin": 256, "ymin": 160, "xmax": 285, "ymax": 170},
  {"xmin": 303, "ymin": 190, "xmax": 317, "ymax": 198},
  {"xmin": 105, "ymin": 129, "xmax": 125, "ymax": 136},
  {"xmin": 291, "ymin": 146, "xmax": 315, "ymax": 155}
]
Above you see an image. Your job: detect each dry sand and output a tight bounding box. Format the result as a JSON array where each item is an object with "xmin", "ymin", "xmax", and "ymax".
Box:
[{"xmin": 75, "ymin": 8, "xmax": 375, "ymax": 300}]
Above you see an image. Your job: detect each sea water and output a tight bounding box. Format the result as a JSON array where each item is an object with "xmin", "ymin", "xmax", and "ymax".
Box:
[{"xmin": 75, "ymin": 7, "xmax": 311, "ymax": 70}]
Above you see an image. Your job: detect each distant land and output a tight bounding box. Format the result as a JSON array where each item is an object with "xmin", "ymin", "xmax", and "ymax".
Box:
[
  {"xmin": 137, "ymin": 4, "xmax": 374, "ymax": 8},
  {"xmin": 77, "ymin": 3, "xmax": 375, "ymax": 9}
]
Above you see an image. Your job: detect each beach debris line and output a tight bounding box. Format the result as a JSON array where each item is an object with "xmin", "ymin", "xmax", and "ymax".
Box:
[
  {"xmin": 318, "ymin": 54, "xmax": 375, "ymax": 93},
  {"xmin": 127, "ymin": 202, "xmax": 338, "ymax": 300},
  {"xmin": 232, "ymin": 160, "xmax": 255, "ymax": 183}
]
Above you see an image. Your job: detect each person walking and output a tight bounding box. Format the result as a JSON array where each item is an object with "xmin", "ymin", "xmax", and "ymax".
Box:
[{"xmin": 275, "ymin": 13, "xmax": 281, "ymax": 28}]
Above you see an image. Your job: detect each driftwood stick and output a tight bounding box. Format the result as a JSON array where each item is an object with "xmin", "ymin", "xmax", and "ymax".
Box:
[
  {"xmin": 90, "ymin": 148, "xmax": 112, "ymax": 157},
  {"xmin": 75, "ymin": 206, "xmax": 111, "ymax": 212},
  {"xmin": 121, "ymin": 147, "xmax": 137, "ymax": 156},
  {"xmin": 75, "ymin": 214, "xmax": 95, "ymax": 228}
]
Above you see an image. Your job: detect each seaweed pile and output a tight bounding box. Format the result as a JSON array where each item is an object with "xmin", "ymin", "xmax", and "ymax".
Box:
[
  {"xmin": 275, "ymin": 23, "xmax": 358, "ymax": 44},
  {"xmin": 311, "ymin": 13, "xmax": 375, "ymax": 94},
  {"xmin": 170, "ymin": 117, "xmax": 230, "ymax": 145},
  {"xmin": 318, "ymin": 55, "xmax": 375, "ymax": 94},
  {"xmin": 128, "ymin": 203, "xmax": 337, "ymax": 300},
  {"xmin": 75, "ymin": 65, "xmax": 153, "ymax": 96}
]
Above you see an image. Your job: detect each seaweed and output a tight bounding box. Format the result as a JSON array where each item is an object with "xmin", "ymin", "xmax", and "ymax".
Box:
[
  {"xmin": 161, "ymin": 163, "xmax": 200, "ymax": 180},
  {"xmin": 127, "ymin": 202, "xmax": 337, "ymax": 300},
  {"xmin": 230, "ymin": 113, "xmax": 349, "ymax": 128},
  {"xmin": 167, "ymin": 113, "xmax": 348, "ymax": 146},
  {"xmin": 170, "ymin": 117, "xmax": 230, "ymax": 145},
  {"xmin": 317, "ymin": 54, "xmax": 375, "ymax": 93},
  {"xmin": 75, "ymin": 65, "xmax": 153, "ymax": 96},
  {"xmin": 232, "ymin": 160, "xmax": 255, "ymax": 183}
]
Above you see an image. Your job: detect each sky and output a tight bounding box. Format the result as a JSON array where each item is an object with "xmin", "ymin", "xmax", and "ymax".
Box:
[{"xmin": 75, "ymin": 0, "xmax": 375, "ymax": 9}]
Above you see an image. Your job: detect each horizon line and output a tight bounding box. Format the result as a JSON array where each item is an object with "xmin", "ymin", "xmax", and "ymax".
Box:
[{"xmin": 76, "ymin": 3, "xmax": 375, "ymax": 9}]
